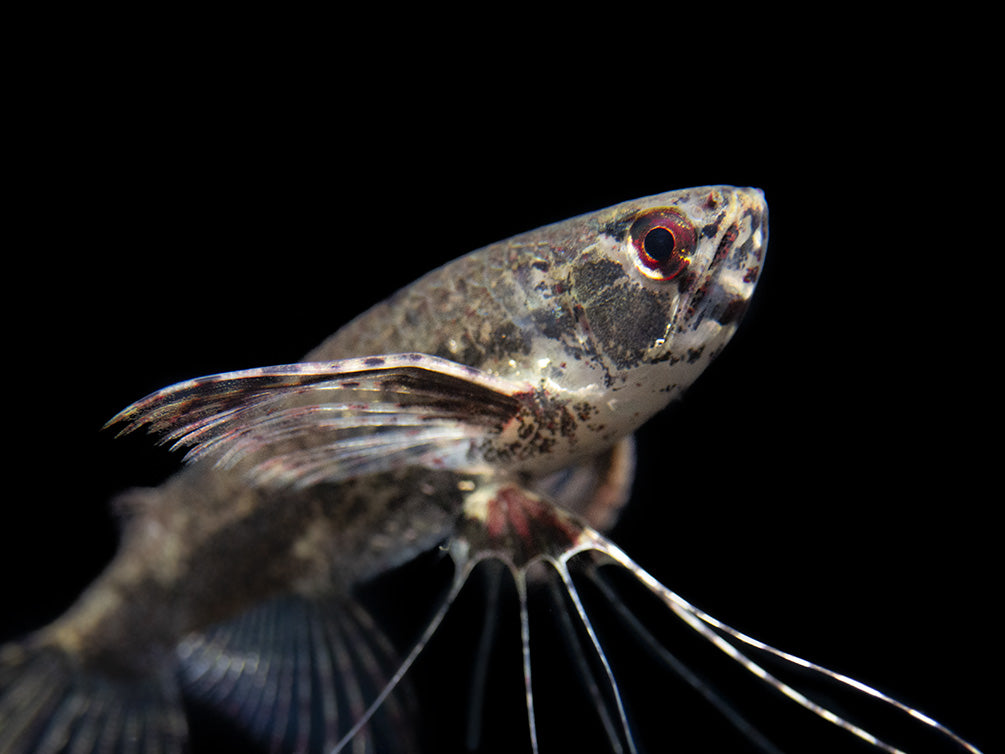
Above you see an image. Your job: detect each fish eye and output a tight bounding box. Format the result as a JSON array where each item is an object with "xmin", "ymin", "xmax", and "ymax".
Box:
[
  {"xmin": 643, "ymin": 227, "xmax": 675, "ymax": 262},
  {"xmin": 629, "ymin": 208, "xmax": 696, "ymax": 281}
]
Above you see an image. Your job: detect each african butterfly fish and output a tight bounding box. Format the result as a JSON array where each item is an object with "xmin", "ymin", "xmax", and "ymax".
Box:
[{"xmin": 0, "ymin": 186, "xmax": 981, "ymax": 754}]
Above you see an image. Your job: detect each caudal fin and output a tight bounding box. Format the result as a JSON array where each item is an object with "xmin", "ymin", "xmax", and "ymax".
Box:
[{"xmin": 0, "ymin": 640, "xmax": 187, "ymax": 754}]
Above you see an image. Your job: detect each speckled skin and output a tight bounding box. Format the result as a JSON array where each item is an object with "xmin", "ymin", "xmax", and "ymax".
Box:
[
  {"xmin": 2, "ymin": 187, "xmax": 767, "ymax": 751},
  {"xmin": 32, "ymin": 465, "xmax": 466, "ymax": 676},
  {"xmin": 313, "ymin": 186, "xmax": 766, "ymax": 474},
  {"xmin": 32, "ymin": 187, "xmax": 766, "ymax": 669}
]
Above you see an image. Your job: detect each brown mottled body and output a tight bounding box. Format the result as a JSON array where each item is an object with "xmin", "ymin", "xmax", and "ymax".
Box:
[
  {"xmin": 35, "ymin": 464, "xmax": 463, "ymax": 678},
  {"xmin": 31, "ymin": 245, "xmax": 576, "ymax": 676},
  {"xmin": 24, "ymin": 227, "xmax": 640, "ymax": 680},
  {"xmin": 3, "ymin": 187, "xmax": 791, "ymax": 754},
  {"xmin": 3, "ymin": 184, "xmax": 983, "ymax": 754},
  {"xmin": 309, "ymin": 245, "xmax": 547, "ymax": 373}
]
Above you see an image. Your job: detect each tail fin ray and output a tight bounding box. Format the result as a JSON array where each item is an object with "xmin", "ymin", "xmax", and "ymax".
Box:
[{"xmin": 0, "ymin": 643, "xmax": 187, "ymax": 754}]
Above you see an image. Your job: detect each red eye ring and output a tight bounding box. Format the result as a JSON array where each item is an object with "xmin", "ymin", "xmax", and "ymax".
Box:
[{"xmin": 629, "ymin": 208, "xmax": 696, "ymax": 281}]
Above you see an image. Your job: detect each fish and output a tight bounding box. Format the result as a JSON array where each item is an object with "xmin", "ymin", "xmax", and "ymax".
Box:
[{"xmin": 0, "ymin": 186, "xmax": 982, "ymax": 754}]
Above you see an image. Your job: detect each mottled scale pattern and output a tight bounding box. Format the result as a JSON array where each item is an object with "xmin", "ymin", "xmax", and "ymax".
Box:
[
  {"xmin": 0, "ymin": 187, "xmax": 984, "ymax": 754},
  {"xmin": 308, "ymin": 244, "xmax": 549, "ymax": 376}
]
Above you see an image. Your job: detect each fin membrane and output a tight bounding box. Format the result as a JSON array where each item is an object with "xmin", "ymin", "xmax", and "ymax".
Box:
[
  {"xmin": 0, "ymin": 642, "xmax": 187, "ymax": 754},
  {"xmin": 106, "ymin": 353, "xmax": 527, "ymax": 489},
  {"xmin": 333, "ymin": 481, "xmax": 985, "ymax": 754},
  {"xmin": 177, "ymin": 593, "xmax": 417, "ymax": 754}
]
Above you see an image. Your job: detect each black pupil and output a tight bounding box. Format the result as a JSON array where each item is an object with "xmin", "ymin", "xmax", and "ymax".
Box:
[{"xmin": 644, "ymin": 226, "xmax": 676, "ymax": 262}]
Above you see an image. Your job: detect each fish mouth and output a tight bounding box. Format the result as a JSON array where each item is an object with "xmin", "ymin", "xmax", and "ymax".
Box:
[{"xmin": 696, "ymin": 187, "xmax": 768, "ymax": 329}]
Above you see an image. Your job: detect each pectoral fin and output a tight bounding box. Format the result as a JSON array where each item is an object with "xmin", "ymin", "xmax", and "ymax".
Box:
[
  {"xmin": 107, "ymin": 353, "xmax": 530, "ymax": 488},
  {"xmin": 177, "ymin": 593, "xmax": 418, "ymax": 754}
]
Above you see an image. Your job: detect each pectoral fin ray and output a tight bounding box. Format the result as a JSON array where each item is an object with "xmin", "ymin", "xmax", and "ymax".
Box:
[
  {"xmin": 333, "ymin": 482, "xmax": 983, "ymax": 753},
  {"xmin": 106, "ymin": 354, "xmax": 529, "ymax": 488}
]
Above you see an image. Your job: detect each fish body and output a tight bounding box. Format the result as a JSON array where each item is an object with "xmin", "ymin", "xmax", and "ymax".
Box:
[{"xmin": 0, "ymin": 187, "xmax": 981, "ymax": 754}]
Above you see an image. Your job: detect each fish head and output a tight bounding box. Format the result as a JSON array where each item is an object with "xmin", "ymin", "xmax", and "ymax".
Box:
[{"xmin": 559, "ymin": 186, "xmax": 768, "ymax": 433}]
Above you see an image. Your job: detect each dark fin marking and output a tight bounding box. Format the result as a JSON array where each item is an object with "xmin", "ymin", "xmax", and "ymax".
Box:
[
  {"xmin": 0, "ymin": 642, "xmax": 187, "ymax": 754},
  {"xmin": 105, "ymin": 353, "xmax": 528, "ymax": 489},
  {"xmin": 177, "ymin": 593, "xmax": 418, "ymax": 754}
]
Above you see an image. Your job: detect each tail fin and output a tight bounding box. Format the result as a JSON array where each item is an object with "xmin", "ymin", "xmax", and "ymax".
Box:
[{"xmin": 0, "ymin": 640, "xmax": 187, "ymax": 754}]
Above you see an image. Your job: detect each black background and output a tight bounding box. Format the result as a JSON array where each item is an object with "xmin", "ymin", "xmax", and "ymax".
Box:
[{"xmin": 2, "ymin": 29, "xmax": 993, "ymax": 754}]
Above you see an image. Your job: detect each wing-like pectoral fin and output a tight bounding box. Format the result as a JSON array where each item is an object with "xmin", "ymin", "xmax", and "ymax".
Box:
[
  {"xmin": 106, "ymin": 353, "xmax": 530, "ymax": 488},
  {"xmin": 336, "ymin": 480, "xmax": 985, "ymax": 753},
  {"xmin": 571, "ymin": 537, "xmax": 985, "ymax": 753}
]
